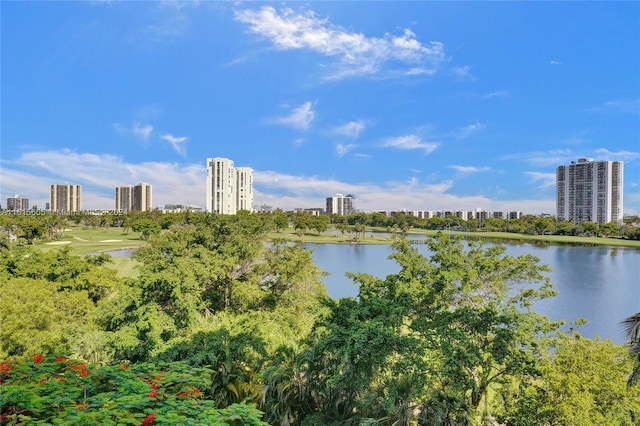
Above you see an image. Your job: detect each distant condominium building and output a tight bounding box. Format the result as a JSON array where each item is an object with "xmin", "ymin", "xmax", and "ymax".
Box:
[
  {"xmin": 326, "ymin": 194, "xmax": 354, "ymax": 216},
  {"xmin": 205, "ymin": 158, "xmax": 254, "ymax": 214},
  {"xmin": 6, "ymin": 195, "xmax": 29, "ymax": 211},
  {"xmin": 556, "ymin": 158, "xmax": 624, "ymax": 224},
  {"xmin": 115, "ymin": 182, "xmax": 153, "ymax": 212},
  {"xmin": 50, "ymin": 184, "xmax": 82, "ymax": 213},
  {"xmin": 235, "ymin": 167, "xmax": 254, "ymax": 212}
]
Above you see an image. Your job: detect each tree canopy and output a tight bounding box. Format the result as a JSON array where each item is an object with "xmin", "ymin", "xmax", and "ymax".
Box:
[{"xmin": 0, "ymin": 213, "xmax": 637, "ymax": 425}]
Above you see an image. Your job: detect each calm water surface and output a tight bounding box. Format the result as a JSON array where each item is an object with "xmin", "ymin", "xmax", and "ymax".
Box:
[{"xmin": 309, "ymin": 242, "xmax": 640, "ymax": 344}]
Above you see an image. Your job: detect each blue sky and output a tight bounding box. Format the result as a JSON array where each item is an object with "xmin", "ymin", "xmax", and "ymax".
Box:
[{"xmin": 2, "ymin": 1, "xmax": 639, "ymax": 214}]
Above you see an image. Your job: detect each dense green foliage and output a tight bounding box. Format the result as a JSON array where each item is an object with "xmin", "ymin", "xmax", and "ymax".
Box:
[{"xmin": 1, "ymin": 212, "xmax": 638, "ymax": 425}]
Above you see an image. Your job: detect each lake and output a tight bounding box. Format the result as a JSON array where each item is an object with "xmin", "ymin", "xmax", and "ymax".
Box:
[{"xmin": 308, "ymin": 241, "xmax": 640, "ymax": 345}]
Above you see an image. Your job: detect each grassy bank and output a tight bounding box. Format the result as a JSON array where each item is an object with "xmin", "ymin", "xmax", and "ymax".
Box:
[
  {"xmin": 28, "ymin": 225, "xmax": 638, "ymax": 280},
  {"xmin": 269, "ymin": 227, "xmax": 640, "ymax": 248}
]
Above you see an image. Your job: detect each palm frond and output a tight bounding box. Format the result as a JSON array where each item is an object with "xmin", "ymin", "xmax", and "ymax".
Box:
[{"xmin": 621, "ymin": 313, "xmax": 640, "ymax": 354}]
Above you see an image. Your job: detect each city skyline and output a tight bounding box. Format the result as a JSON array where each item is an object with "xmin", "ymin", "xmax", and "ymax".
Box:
[{"xmin": 1, "ymin": 2, "xmax": 639, "ymax": 214}]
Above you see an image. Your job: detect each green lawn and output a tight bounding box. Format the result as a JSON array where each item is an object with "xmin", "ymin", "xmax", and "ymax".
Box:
[
  {"xmin": 108, "ymin": 256, "xmax": 140, "ymax": 278},
  {"xmin": 37, "ymin": 226, "xmax": 147, "ymax": 255},
  {"xmin": 34, "ymin": 226, "xmax": 145, "ymax": 278}
]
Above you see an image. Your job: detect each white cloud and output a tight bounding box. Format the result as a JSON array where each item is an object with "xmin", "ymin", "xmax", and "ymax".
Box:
[
  {"xmin": 336, "ymin": 144, "xmax": 358, "ymax": 158},
  {"xmin": 382, "ymin": 134, "xmax": 439, "ymax": 154},
  {"xmin": 550, "ymin": 60, "xmax": 561, "ymax": 65},
  {"xmin": 161, "ymin": 133, "xmax": 188, "ymax": 156},
  {"xmin": 235, "ymin": 6, "xmax": 447, "ymax": 79},
  {"xmin": 273, "ymin": 101, "xmax": 315, "ymax": 131},
  {"xmin": 331, "ymin": 120, "xmax": 366, "ymax": 139},
  {"xmin": 524, "ymin": 171, "xmax": 556, "ymax": 188},
  {"xmin": 449, "ymin": 165, "xmax": 491, "ymax": 174}
]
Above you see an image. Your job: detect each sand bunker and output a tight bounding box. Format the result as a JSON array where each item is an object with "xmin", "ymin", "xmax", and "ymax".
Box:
[
  {"xmin": 101, "ymin": 239, "xmax": 122, "ymax": 242},
  {"xmin": 46, "ymin": 241, "xmax": 72, "ymax": 245}
]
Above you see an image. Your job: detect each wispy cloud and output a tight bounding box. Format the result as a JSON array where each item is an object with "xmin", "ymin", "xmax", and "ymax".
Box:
[
  {"xmin": 235, "ymin": 6, "xmax": 447, "ymax": 80},
  {"xmin": 550, "ymin": 60, "xmax": 561, "ymax": 65},
  {"xmin": 525, "ymin": 172, "xmax": 556, "ymax": 188},
  {"xmin": 482, "ymin": 90, "xmax": 511, "ymax": 100},
  {"xmin": 594, "ymin": 148, "xmax": 640, "ymax": 161},
  {"xmin": 449, "ymin": 165, "xmax": 491, "ymax": 174},
  {"xmin": 591, "ymin": 98, "xmax": 640, "ymax": 115},
  {"xmin": 331, "ymin": 120, "xmax": 367, "ymax": 139},
  {"xmin": 273, "ymin": 101, "xmax": 316, "ymax": 131},
  {"xmin": 452, "ymin": 65, "xmax": 473, "ymax": 80},
  {"xmin": 132, "ymin": 122, "xmax": 154, "ymax": 141},
  {"xmin": 504, "ymin": 147, "xmax": 640, "ymax": 167},
  {"xmin": 501, "ymin": 149, "xmax": 574, "ymax": 167},
  {"xmin": 159, "ymin": 0, "xmax": 201, "ymax": 11},
  {"xmin": 161, "ymin": 133, "xmax": 188, "ymax": 156},
  {"xmin": 114, "ymin": 122, "xmax": 154, "ymax": 142},
  {"xmin": 382, "ymin": 134, "xmax": 439, "ymax": 154},
  {"xmin": 336, "ymin": 143, "xmax": 358, "ymax": 158},
  {"xmin": 456, "ymin": 121, "xmax": 485, "ymax": 139}
]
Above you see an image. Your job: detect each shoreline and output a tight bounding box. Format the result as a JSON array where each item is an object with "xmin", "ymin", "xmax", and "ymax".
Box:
[{"xmin": 268, "ymin": 228, "xmax": 640, "ymax": 249}]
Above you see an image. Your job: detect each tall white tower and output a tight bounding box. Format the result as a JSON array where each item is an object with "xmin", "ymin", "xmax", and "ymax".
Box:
[
  {"xmin": 235, "ymin": 167, "xmax": 254, "ymax": 212},
  {"xmin": 556, "ymin": 158, "xmax": 624, "ymax": 224},
  {"xmin": 206, "ymin": 158, "xmax": 236, "ymax": 214}
]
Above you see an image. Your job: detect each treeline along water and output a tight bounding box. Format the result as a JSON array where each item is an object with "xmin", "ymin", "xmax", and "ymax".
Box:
[{"xmin": 309, "ymin": 241, "xmax": 640, "ymax": 345}]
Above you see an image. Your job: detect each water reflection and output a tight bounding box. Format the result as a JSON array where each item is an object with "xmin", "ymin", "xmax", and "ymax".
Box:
[{"xmin": 310, "ymin": 242, "xmax": 640, "ymax": 344}]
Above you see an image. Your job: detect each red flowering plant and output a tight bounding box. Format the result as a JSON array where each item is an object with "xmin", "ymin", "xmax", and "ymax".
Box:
[{"xmin": 0, "ymin": 354, "xmax": 269, "ymax": 425}]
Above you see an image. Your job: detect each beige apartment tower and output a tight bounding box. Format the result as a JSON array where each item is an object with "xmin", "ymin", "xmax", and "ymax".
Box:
[
  {"xmin": 115, "ymin": 182, "xmax": 153, "ymax": 212},
  {"xmin": 6, "ymin": 195, "xmax": 29, "ymax": 211},
  {"xmin": 556, "ymin": 158, "xmax": 624, "ymax": 224},
  {"xmin": 50, "ymin": 184, "xmax": 82, "ymax": 213},
  {"xmin": 206, "ymin": 158, "xmax": 253, "ymax": 214}
]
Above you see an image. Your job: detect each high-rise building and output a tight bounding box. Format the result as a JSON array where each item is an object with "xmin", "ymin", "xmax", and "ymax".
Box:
[
  {"xmin": 115, "ymin": 182, "xmax": 153, "ymax": 212},
  {"xmin": 206, "ymin": 158, "xmax": 253, "ymax": 214},
  {"xmin": 326, "ymin": 194, "xmax": 354, "ymax": 216},
  {"xmin": 235, "ymin": 167, "xmax": 254, "ymax": 212},
  {"xmin": 6, "ymin": 195, "xmax": 29, "ymax": 211},
  {"xmin": 50, "ymin": 184, "xmax": 82, "ymax": 213},
  {"xmin": 556, "ymin": 158, "xmax": 624, "ymax": 224}
]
